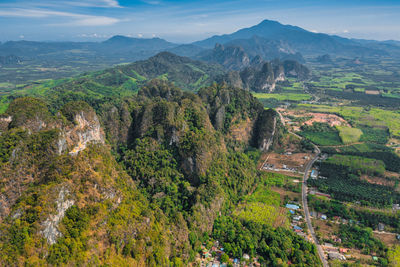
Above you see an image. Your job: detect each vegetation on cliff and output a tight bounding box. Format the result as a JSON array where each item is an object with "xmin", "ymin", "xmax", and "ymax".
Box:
[{"xmin": 0, "ymin": 79, "xmax": 320, "ymax": 266}]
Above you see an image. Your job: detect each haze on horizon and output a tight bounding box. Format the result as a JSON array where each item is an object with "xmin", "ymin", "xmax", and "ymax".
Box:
[{"xmin": 0, "ymin": 0, "xmax": 399, "ymax": 43}]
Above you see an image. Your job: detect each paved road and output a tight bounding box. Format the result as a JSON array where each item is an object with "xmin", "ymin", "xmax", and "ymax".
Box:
[
  {"xmin": 302, "ymin": 147, "xmax": 329, "ymax": 267},
  {"xmin": 276, "ymin": 109, "xmax": 328, "ymax": 266}
]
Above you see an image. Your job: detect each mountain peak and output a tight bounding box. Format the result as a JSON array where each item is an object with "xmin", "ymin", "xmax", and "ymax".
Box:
[{"xmin": 258, "ymin": 19, "xmax": 281, "ymax": 26}]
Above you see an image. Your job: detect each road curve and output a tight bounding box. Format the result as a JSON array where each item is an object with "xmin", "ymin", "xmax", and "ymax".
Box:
[{"xmin": 302, "ymin": 149, "xmax": 329, "ymax": 267}]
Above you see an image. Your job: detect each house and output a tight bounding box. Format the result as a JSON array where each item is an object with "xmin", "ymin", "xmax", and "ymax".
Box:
[
  {"xmin": 378, "ymin": 223, "xmax": 385, "ymax": 231},
  {"xmin": 286, "ymin": 204, "xmax": 300, "ymax": 210},
  {"xmin": 203, "ymin": 250, "xmax": 211, "ymax": 258},
  {"xmin": 328, "ymin": 252, "xmax": 346, "ymax": 261},
  {"xmin": 289, "ymin": 210, "xmax": 295, "ymax": 215},
  {"xmin": 324, "ymin": 243, "xmax": 339, "ymax": 252},
  {"xmin": 339, "ymin": 248, "xmax": 349, "ymax": 253},
  {"xmin": 242, "ymin": 254, "xmax": 250, "ymax": 261},
  {"xmin": 293, "ymin": 225, "xmax": 303, "ymax": 231},
  {"xmin": 293, "ymin": 215, "xmax": 302, "ymax": 221},
  {"xmin": 321, "ymin": 214, "xmax": 327, "ymax": 220},
  {"xmin": 311, "ymin": 170, "xmax": 318, "ymax": 179}
]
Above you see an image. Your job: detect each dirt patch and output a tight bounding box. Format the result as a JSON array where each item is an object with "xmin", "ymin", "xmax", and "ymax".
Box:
[
  {"xmin": 261, "ymin": 152, "xmax": 314, "ymax": 175},
  {"xmin": 365, "ymin": 90, "xmax": 380, "ymax": 95},
  {"xmin": 304, "ymin": 113, "xmax": 350, "ymax": 127},
  {"xmin": 386, "ymin": 171, "xmax": 400, "ymax": 179},
  {"xmin": 388, "ymin": 138, "xmax": 400, "ymax": 155},
  {"xmin": 277, "ymin": 109, "xmax": 350, "ymax": 132},
  {"xmin": 312, "ymin": 219, "xmax": 339, "ymax": 240},
  {"xmin": 361, "ymin": 174, "xmax": 395, "ymax": 187},
  {"xmin": 373, "ymin": 232, "xmax": 399, "ymax": 247}
]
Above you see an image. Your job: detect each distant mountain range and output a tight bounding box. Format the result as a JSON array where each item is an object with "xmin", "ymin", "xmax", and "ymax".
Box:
[
  {"xmin": 193, "ymin": 20, "xmax": 388, "ymax": 57},
  {"xmin": 1, "ymin": 19, "xmax": 398, "ymax": 61},
  {"xmin": 0, "ymin": 19, "xmax": 399, "ymax": 84}
]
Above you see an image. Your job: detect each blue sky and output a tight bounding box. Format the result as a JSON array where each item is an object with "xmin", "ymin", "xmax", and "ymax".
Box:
[{"xmin": 0, "ymin": 0, "xmax": 399, "ymax": 43}]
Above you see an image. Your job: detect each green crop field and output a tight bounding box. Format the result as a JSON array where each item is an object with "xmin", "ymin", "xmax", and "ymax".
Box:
[
  {"xmin": 326, "ymin": 154, "xmax": 386, "ymax": 176},
  {"xmin": 336, "ymin": 126, "xmax": 363, "ymax": 144},
  {"xmin": 300, "ymin": 131, "xmax": 343, "ymax": 146},
  {"xmin": 253, "ymin": 92, "xmax": 311, "ymax": 101}
]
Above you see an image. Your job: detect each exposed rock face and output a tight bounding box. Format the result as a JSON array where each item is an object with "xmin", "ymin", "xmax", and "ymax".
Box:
[
  {"xmin": 217, "ymin": 59, "xmax": 309, "ymax": 93},
  {"xmin": 130, "ymin": 80, "xmax": 221, "ymax": 179},
  {"xmin": 41, "ymin": 187, "xmax": 75, "ymax": 245},
  {"xmin": 214, "ymin": 106, "xmax": 226, "ymax": 130},
  {"xmin": 67, "ymin": 112, "xmax": 104, "ymax": 156},
  {"xmin": 252, "ymin": 109, "xmax": 281, "ymax": 152},
  {"xmin": 241, "ymin": 62, "xmax": 276, "ymax": 93},
  {"xmin": 260, "ymin": 116, "xmax": 277, "ymax": 151},
  {"xmin": 282, "ymin": 60, "xmax": 310, "ymax": 80},
  {"xmin": 199, "ymin": 84, "xmax": 263, "ymax": 134},
  {"xmin": 54, "ymin": 101, "xmax": 106, "ymax": 155},
  {"xmin": 198, "ymin": 43, "xmax": 250, "ymax": 70}
]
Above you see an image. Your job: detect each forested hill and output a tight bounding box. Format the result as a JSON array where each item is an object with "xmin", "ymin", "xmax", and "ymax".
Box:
[
  {"xmin": 0, "ymin": 78, "xmax": 321, "ymax": 266},
  {"xmin": 0, "ymin": 51, "xmax": 309, "ymax": 114}
]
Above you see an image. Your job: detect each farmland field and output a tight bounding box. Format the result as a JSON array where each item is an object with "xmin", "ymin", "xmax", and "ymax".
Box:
[
  {"xmin": 336, "ymin": 126, "xmax": 363, "ymax": 144},
  {"xmin": 300, "ymin": 131, "xmax": 342, "ymax": 146},
  {"xmin": 253, "ymin": 92, "xmax": 311, "ymax": 101}
]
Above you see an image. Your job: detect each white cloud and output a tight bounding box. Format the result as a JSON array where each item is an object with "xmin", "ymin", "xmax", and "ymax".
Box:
[
  {"xmin": 101, "ymin": 0, "xmax": 121, "ymax": 8},
  {"xmin": 0, "ymin": 8, "xmax": 121, "ymax": 26},
  {"xmin": 343, "ymin": 29, "xmax": 349, "ymax": 33},
  {"xmin": 60, "ymin": 0, "xmax": 122, "ymax": 8},
  {"xmin": 72, "ymin": 17, "xmax": 120, "ymax": 26},
  {"xmin": 78, "ymin": 33, "xmax": 111, "ymax": 38}
]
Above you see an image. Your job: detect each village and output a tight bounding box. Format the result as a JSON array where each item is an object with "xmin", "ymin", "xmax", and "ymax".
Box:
[
  {"xmin": 197, "ymin": 106, "xmax": 400, "ymax": 266},
  {"xmin": 198, "ymin": 240, "xmax": 261, "ymax": 267},
  {"xmin": 258, "ymin": 139, "xmax": 400, "ymax": 265}
]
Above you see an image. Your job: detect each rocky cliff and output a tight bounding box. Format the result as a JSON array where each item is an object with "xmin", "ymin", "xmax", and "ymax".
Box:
[
  {"xmin": 217, "ymin": 58, "xmax": 309, "ymax": 93},
  {"xmin": 0, "ymin": 80, "xmax": 286, "ymax": 266}
]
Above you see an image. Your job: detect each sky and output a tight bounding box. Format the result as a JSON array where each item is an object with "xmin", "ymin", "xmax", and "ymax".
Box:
[{"xmin": 0, "ymin": 0, "xmax": 399, "ymax": 43}]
